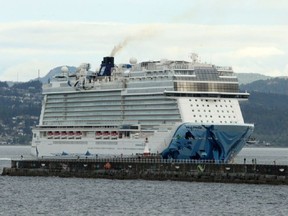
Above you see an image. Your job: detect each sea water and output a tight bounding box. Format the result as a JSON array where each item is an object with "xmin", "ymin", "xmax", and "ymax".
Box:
[{"xmin": 0, "ymin": 146, "xmax": 287, "ymax": 216}]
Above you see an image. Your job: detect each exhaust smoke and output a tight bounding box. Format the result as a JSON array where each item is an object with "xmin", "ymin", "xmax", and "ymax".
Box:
[{"xmin": 110, "ymin": 25, "xmax": 161, "ymax": 57}]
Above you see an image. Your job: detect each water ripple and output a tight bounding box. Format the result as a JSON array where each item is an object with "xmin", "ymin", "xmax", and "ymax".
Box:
[
  {"xmin": 0, "ymin": 146, "xmax": 288, "ymax": 216},
  {"xmin": 0, "ymin": 177, "xmax": 287, "ymax": 216}
]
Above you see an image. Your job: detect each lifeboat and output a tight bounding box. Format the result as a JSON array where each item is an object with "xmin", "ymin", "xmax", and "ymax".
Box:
[
  {"xmin": 61, "ymin": 131, "xmax": 67, "ymax": 139},
  {"xmin": 47, "ymin": 131, "xmax": 53, "ymax": 139},
  {"xmin": 111, "ymin": 131, "xmax": 118, "ymax": 139},
  {"xmin": 103, "ymin": 131, "xmax": 110, "ymax": 139},
  {"xmin": 54, "ymin": 131, "xmax": 60, "ymax": 139},
  {"xmin": 68, "ymin": 131, "xmax": 74, "ymax": 139},
  {"xmin": 95, "ymin": 131, "xmax": 102, "ymax": 139},
  {"xmin": 75, "ymin": 131, "xmax": 82, "ymax": 139}
]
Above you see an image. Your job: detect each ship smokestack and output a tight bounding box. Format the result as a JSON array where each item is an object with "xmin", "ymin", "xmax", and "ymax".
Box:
[{"xmin": 98, "ymin": 56, "xmax": 114, "ymax": 76}]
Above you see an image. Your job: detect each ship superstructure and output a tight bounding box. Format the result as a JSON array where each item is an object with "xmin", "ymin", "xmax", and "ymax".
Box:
[{"xmin": 32, "ymin": 54, "xmax": 253, "ymax": 162}]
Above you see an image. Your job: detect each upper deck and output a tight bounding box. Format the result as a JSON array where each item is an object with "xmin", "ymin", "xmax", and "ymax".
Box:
[{"xmin": 42, "ymin": 55, "xmax": 243, "ymax": 99}]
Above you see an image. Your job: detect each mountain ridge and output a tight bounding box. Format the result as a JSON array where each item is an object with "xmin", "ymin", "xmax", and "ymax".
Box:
[
  {"xmin": 240, "ymin": 77, "xmax": 288, "ymax": 95},
  {"xmin": 236, "ymin": 73, "xmax": 271, "ymax": 85}
]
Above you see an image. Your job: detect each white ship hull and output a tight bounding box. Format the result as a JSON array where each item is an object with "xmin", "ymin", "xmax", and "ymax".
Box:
[{"xmin": 32, "ymin": 129, "xmax": 172, "ymax": 157}]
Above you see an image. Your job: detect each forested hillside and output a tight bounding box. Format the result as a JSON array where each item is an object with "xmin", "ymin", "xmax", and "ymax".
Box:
[
  {"xmin": 240, "ymin": 77, "xmax": 288, "ymax": 95},
  {"xmin": 0, "ymin": 80, "xmax": 42, "ymax": 144},
  {"xmin": 240, "ymin": 92, "xmax": 288, "ymax": 147}
]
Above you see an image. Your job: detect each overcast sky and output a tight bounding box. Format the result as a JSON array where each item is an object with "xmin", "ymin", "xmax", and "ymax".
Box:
[{"xmin": 1, "ymin": 0, "xmax": 288, "ymax": 81}]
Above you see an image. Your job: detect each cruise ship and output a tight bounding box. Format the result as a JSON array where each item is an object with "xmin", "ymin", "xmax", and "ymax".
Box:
[{"xmin": 31, "ymin": 54, "xmax": 254, "ymax": 162}]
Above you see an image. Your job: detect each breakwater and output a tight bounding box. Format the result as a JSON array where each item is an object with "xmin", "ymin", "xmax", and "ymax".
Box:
[{"xmin": 2, "ymin": 157, "xmax": 288, "ymax": 185}]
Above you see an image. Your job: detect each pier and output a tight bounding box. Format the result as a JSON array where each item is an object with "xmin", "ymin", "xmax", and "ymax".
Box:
[{"xmin": 2, "ymin": 157, "xmax": 288, "ymax": 185}]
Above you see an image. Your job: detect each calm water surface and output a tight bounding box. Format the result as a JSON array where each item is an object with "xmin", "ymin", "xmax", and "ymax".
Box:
[{"xmin": 0, "ymin": 146, "xmax": 287, "ymax": 216}]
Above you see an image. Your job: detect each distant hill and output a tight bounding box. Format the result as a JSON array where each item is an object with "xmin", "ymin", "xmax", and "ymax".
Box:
[
  {"xmin": 38, "ymin": 65, "xmax": 96, "ymax": 84},
  {"xmin": 240, "ymin": 77, "xmax": 288, "ymax": 95},
  {"xmin": 236, "ymin": 73, "xmax": 271, "ymax": 85},
  {"xmin": 240, "ymin": 91, "xmax": 288, "ymax": 147},
  {"xmin": 239, "ymin": 77, "xmax": 288, "ymax": 146}
]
